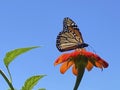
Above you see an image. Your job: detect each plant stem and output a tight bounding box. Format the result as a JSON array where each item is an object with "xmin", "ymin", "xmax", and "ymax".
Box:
[
  {"xmin": 73, "ymin": 66, "xmax": 85, "ymax": 90},
  {"xmin": 7, "ymin": 67, "xmax": 13, "ymax": 82},
  {"xmin": 0, "ymin": 69, "xmax": 14, "ymax": 90}
]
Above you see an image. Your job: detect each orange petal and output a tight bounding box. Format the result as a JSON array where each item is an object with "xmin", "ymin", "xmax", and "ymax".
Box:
[
  {"xmin": 70, "ymin": 51, "xmax": 80, "ymax": 57},
  {"xmin": 60, "ymin": 61, "xmax": 74, "ymax": 74},
  {"xmin": 86, "ymin": 61, "xmax": 93, "ymax": 71},
  {"xmin": 72, "ymin": 64, "xmax": 78, "ymax": 76},
  {"xmin": 97, "ymin": 59, "xmax": 109, "ymax": 68},
  {"xmin": 69, "ymin": 49, "xmax": 86, "ymax": 58},
  {"xmin": 54, "ymin": 53, "xmax": 71, "ymax": 66},
  {"xmin": 95, "ymin": 61, "xmax": 103, "ymax": 69},
  {"xmin": 80, "ymin": 50, "xmax": 94, "ymax": 57},
  {"xmin": 94, "ymin": 55, "xmax": 109, "ymax": 68}
]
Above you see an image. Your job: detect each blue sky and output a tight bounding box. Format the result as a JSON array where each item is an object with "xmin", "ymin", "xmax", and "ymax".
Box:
[{"xmin": 0, "ymin": 0, "xmax": 120, "ymax": 90}]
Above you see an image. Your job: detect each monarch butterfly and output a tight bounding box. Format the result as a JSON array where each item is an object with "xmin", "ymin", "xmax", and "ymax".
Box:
[{"xmin": 56, "ymin": 17, "xmax": 88, "ymax": 52}]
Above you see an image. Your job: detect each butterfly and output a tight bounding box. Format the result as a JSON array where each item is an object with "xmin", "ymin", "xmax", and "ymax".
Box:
[{"xmin": 56, "ymin": 17, "xmax": 88, "ymax": 52}]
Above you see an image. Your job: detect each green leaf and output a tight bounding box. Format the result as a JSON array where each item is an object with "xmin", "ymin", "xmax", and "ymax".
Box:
[
  {"xmin": 4, "ymin": 46, "xmax": 39, "ymax": 68},
  {"xmin": 21, "ymin": 75, "xmax": 46, "ymax": 90}
]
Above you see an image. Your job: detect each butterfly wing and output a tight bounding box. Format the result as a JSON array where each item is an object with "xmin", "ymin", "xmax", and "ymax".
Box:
[
  {"xmin": 56, "ymin": 30, "xmax": 81, "ymax": 52},
  {"xmin": 56, "ymin": 17, "xmax": 88, "ymax": 52},
  {"xmin": 63, "ymin": 17, "xmax": 84, "ymax": 43}
]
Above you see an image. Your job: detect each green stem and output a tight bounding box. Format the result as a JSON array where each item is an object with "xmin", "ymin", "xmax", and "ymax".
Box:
[
  {"xmin": 73, "ymin": 66, "xmax": 85, "ymax": 90},
  {"xmin": 7, "ymin": 67, "xmax": 13, "ymax": 82},
  {"xmin": 0, "ymin": 69, "xmax": 15, "ymax": 90}
]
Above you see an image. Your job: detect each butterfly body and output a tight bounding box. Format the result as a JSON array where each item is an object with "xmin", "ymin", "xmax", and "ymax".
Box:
[{"xmin": 56, "ymin": 17, "xmax": 88, "ymax": 52}]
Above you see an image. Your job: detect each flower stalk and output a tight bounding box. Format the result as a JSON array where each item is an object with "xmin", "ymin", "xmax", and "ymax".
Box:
[
  {"xmin": 73, "ymin": 55, "xmax": 88, "ymax": 90},
  {"xmin": 73, "ymin": 66, "xmax": 85, "ymax": 90},
  {"xmin": 0, "ymin": 69, "xmax": 14, "ymax": 90}
]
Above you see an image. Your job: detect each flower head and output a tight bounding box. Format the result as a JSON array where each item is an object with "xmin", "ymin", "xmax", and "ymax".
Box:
[{"xmin": 54, "ymin": 49, "xmax": 108, "ymax": 76}]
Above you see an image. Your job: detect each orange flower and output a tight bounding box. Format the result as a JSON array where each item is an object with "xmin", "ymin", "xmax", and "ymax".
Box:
[{"xmin": 54, "ymin": 49, "xmax": 108, "ymax": 76}]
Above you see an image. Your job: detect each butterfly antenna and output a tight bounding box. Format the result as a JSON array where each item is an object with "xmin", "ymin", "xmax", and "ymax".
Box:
[{"xmin": 87, "ymin": 45, "xmax": 96, "ymax": 54}]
